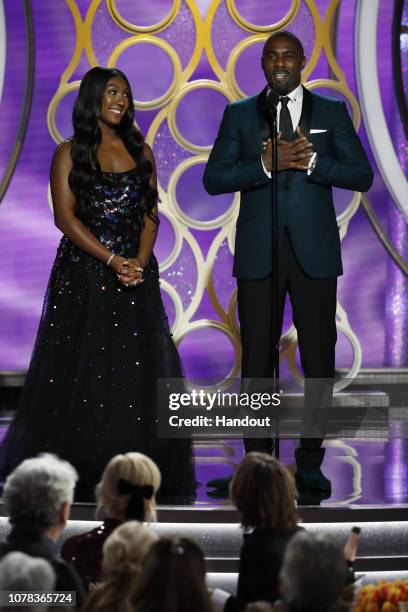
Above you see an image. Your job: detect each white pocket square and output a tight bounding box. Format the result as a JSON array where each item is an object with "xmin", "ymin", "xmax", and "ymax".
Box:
[{"xmin": 310, "ymin": 129, "xmax": 327, "ymax": 133}]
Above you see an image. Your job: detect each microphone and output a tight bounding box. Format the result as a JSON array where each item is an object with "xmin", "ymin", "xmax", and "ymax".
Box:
[{"xmin": 266, "ymin": 89, "xmax": 280, "ymax": 118}]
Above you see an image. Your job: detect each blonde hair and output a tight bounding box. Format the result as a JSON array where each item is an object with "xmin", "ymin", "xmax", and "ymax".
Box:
[
  {"xmin": 230, "ymin": 453, "xmax": 298, "ymax": 531},
  {"xmin": 83, "ymin": 522, "xmax": 158, "ymax": 612},
  {"xmin": 103, "ymin": 521, "xmax": 158, "ymax": 573},
  {"xmin": 96, "ymin": 453, "xmax": 161, "ymax": 522}
]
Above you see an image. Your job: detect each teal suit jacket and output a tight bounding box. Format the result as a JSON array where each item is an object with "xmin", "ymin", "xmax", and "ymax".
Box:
[{"xmin": 203, "ymin": 87, "xmax": 373, "ymax": 280}]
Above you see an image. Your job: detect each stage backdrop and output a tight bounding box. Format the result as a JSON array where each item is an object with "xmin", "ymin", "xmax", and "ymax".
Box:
[{"xmin": 0, "ymin": 0, "xmax": 407, "ymax": 386}]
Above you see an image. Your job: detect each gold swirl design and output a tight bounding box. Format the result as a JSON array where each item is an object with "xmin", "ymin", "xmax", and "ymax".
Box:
[
  {"xmin": 107, "ymin": 0, "xmax": 181, "ymax": 34},
  {"xmin": 107, "ymin": 36, "xmax": 182, "ymax": 109},
  {"xmin": 226, "ymin": 0, "xmax": 300, "ymax": 33}
]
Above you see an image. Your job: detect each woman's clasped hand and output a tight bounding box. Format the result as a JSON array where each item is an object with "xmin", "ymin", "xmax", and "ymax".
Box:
[{"xmin": 110, "ymin": 256, "xmax": 145, "ymax": 287}]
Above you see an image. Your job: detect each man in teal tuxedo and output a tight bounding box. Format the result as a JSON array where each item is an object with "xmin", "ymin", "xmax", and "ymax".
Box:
[{"xmin": 203, "ymin": 31, "xmax": 373, "ymax": 494}]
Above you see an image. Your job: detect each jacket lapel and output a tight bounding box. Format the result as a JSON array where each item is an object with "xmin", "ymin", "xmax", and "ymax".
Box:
[
  {"xmin": 256, "ymin": 86, "xmax": 271, "ymax": 143},
  {"xmin": 298, "ymin": 86, "xmax": 313, "ymax": 137},
  {"xmin": 285, "ymin": 86, "xmax": 313, "ymax": 185}
]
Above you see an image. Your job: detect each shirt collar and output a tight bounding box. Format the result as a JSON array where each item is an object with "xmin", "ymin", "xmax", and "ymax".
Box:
[
  {"xmin": 266, "ymin": 83, "xmax": 303, "ymax": 104},
  {"xmin": 285, "ymin": 83, "xmax": 303, "ymax": 103}
]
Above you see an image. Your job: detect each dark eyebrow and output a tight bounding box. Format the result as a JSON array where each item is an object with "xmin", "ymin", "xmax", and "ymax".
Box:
[
  {"xmin": 106, "ymin": 84, "xmax": 130, "ymax": 93},
  {"xmin": 264, "ymin": 47, "xmax": 297, "ymax": 54}
]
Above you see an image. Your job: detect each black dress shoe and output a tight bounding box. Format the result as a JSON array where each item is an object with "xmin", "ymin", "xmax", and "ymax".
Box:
[
  {"xmin": 206, "ymin": 443, "xmax": 275, "ymax": 490},
  {"xmin": 206, "ymin": 487, "xmax": 231, "ymax": 500},
  {"xmin": 297, "ymin": 490, "xmax": 331, "ymax": 506},
  {"xmin": 294, "ymin": 447, "xmax": 332, "ymax": 494},
  {"xmin": 206, "ymin": 475, "xmax": 232, "ymax": 490}
]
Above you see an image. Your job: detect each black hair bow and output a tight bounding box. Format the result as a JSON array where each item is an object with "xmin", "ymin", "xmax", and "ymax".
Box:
[{"xmin": 117, "ymin": 479, "xmax": 154, "ymax": 520}]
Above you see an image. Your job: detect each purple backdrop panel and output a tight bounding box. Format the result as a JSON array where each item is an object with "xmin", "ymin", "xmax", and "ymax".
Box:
[
  {"xmin": 175, "ymin": 88, "xmax": 230, "ymax": 147},
  {"xmin": 178, "ymin": 326, "xmax": 236, "ymax": 383},
  {"xmin": 233, "ymin": 0, "xmax": 294, "ymax": 25},
  {"xmin": 116, "ymin": 44, "xmax": 175, "ymax": 103},
  {"xmin": 152, "ymin": 120, "xmax": 191, "ymax": 190},
  {"xmin": 155, "ymin": 213, "xmax": 177, "ymax": 264},
  {"xmin": 114, "ymin": 0, "xmax": 175, "ymax": 26},
  {"xmin": 176, "ymin": 163, "xmax": 233, "ymax": 222}
]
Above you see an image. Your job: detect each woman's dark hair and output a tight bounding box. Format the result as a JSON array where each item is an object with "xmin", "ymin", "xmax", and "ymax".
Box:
[
  {"xmin": 69, "ymin": 66, "xmax": 158, "ymax": 227},
  {"xmin": 132, "ymin": 537, "xmax": 213, "ymax": 612},
  {"xmin": 230, "ymin": 453, "xmax": 298, "ymax": 531}
]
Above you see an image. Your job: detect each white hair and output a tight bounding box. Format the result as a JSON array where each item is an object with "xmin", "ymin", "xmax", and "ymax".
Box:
[
  {"xmin": 2, "ymin": 453, "xmax": 78, "ymax": 532},
  {"xmin": 0, "ymin": 552, "xmax": 56, "ymax": 612},
  {"xmin": 280, "ymin": 531, "xmax": 347, "ymax": 612}
]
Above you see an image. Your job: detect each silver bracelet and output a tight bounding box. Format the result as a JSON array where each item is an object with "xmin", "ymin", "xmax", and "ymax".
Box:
[{"xmin": 106, "ymin": 253, "xmax": 115, "ymax": 266}]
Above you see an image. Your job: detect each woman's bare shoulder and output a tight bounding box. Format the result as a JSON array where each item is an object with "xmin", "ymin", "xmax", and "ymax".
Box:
[{"xmin": 52, "ymin": 140, "xmax": 73, "ymax": 170}]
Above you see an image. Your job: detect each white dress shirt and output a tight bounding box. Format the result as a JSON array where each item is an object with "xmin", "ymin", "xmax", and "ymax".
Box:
[
  {"xmin": 277, "ymin": 82, "xmax": 303, "ymax": 132},
  {"xmin": 261, "ymin": 83, "xmax": 317, "ymax": 176}
]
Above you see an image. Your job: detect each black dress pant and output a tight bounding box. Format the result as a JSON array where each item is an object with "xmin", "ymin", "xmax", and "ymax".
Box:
[{"xmin": 237, "ymin": 230, "xmax": 337, "ymax": 453}]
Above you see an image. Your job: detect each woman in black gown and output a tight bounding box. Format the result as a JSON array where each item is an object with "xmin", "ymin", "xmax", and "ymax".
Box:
[{"xmin": 0, "ymin": 67, "xmax": 195, "ymax": 502}]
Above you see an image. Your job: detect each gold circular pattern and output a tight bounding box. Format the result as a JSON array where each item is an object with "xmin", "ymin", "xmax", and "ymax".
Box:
[
  {"xmin": 226, "ymin": 35, "xmax": 266, "ymax": 99},
  {"xmin": 175, "ymin": 319, "xmax": 241, "ymax": 383},
  {"xmin": 107, "ymin": 36, "xmax": 182, "ymax": 110},
  {"xmin": 167, "ymin": 155, "xmax": 239, "ymax": 230},
  {"xmin": 167, "ymin": 80, "xmax": 234, "ymax": 153},
  {"xmin": 159, "ymin": 279, "xmax": 184, "ymax": 335},
  {"xmin": 226, "ymin": 0, "xmax": 301, "ymax": 33},
  {"xmin": 106, "ymin": 0, "xmax": 181, "ymax": 34},
  {"xmin": 155, "ymin": 205, "xmax": 184, "ymax": 271},
  {"xmin": 47, "ymin": 81, "xmax": 81, "ymax": 144}
]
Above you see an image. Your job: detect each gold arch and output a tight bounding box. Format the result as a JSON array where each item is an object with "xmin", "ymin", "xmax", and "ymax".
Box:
[{"xmin": 107, "ymin": 36, "xmax": 183, "ymax": 109}]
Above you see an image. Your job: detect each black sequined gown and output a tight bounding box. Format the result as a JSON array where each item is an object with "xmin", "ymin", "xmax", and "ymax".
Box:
[{"xmin": 0, "ymin": 169, "xmax": 195, "ymax": 501}]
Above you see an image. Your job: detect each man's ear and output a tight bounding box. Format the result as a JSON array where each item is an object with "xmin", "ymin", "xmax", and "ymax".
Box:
[{"xmin": 301, "ymin": 56, "xmax": 306, "ymax": 71}]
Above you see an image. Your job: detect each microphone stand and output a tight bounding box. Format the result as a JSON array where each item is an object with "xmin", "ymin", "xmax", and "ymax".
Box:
[{"xmin": 266, "ymin": 92, "xmax": 280, "ymax": 459}]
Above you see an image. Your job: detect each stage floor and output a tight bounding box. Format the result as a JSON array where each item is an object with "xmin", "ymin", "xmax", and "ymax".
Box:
[
  {"xmin": 1, "ymin": 368, "xmax": 408, "ymax": 508},
  {"xmin": 0, "ymin": 429, "xmax": 407, "ymax": 507},
  {"xmin": 194, "ymin": 436, "xmax": 408, "ymax": 507}
]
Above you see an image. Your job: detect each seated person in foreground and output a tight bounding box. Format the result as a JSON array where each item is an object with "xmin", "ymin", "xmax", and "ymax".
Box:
[
  {"xmin": 0, "ymin": 453, "xmax": 85, "ymax": 608},
  {"xmin": 273, "ymin": 531, "xmax": 349, "ymax": 612},
  {"xmin": 132, "ymin": 536, "xmax": 214, "ymax": 612},
  {"xmin": 61, "ymin": 452, "xmax": 160, "ymax": 590},
  {"xmin": 0, "ymin": 551, "xmax": 56, "ymax": 612},
  {"xmin": 230, "ymin": 453, "xmax": 302, "ymax": 605},
  {"xmin": 82, "ymin": 521, "xmax": 158, "ymax": 612}
]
